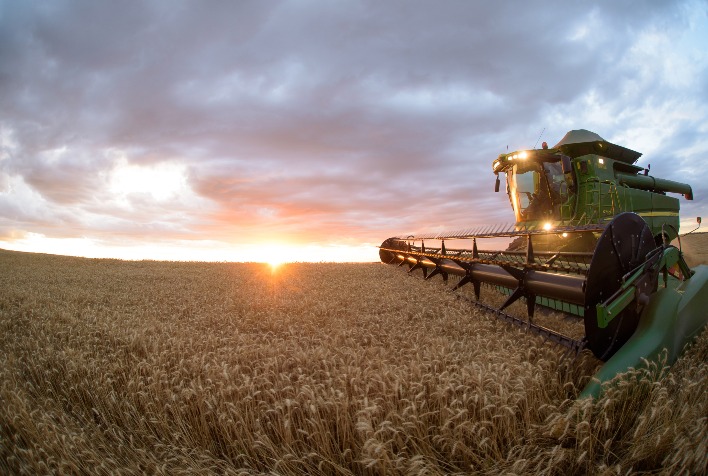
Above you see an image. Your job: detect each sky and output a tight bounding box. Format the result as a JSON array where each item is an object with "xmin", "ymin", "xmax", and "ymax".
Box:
[{"xmin": 1, "ymin": 0, "xmax": 707, "ymax": 262}]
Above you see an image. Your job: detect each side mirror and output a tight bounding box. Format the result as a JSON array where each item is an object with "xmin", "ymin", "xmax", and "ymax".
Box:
[
  {"xmin": 561, "ymin": 155, "xmax": 572, "ymax": 174},
  {"xmin": 494, "ymin": 175, "xmax": 500, "ymax": 192}
]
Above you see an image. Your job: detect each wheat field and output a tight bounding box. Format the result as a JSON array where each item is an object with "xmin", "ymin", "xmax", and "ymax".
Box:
[
  {"xmin": 1, "ymin": 247, "xmax": 706, "ymax": 475},
  {"xmin": 674, "ymin": 232, "xmax": 708, "ymax": 269}
]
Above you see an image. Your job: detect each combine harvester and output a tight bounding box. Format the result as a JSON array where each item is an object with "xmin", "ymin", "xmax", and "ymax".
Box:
[{"xmin": 379, "ymin": 130, "xmax": 707, "ymax": 398}]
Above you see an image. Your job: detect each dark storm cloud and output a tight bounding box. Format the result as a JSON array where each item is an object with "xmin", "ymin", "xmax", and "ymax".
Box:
[{"xmin": 1, "ymin": 0, "xmax": 706, "ymax": 250}]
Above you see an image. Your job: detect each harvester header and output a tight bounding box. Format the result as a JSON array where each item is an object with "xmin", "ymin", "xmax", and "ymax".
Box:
[{"xmin": 380, "ymin": 129, "xmax": 706, "ymax": 398}]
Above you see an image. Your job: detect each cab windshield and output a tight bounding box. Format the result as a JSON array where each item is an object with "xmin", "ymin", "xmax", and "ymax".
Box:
[{"xmin": 507, "ymin": 161, "xmax": 564, "ymax": 222}]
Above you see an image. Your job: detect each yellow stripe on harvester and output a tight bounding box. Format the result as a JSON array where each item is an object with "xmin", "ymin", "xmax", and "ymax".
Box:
[{"xmin": 637, "ymin": 211, "xmax": 679, "ymax": 217}]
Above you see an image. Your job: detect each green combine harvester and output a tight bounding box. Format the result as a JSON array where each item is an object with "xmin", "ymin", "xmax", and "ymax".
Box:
[{"xmin": 379, "ymin": 130, "xmax": 707, "ymax": 398}]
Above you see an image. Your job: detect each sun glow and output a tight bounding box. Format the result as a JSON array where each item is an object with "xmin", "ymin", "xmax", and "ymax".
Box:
[
  {"xmin": 256, "ymin": 243, "xmax": 294, "ymax": 269},
  {"xmin": 267, "ymin": 259, "xmax": 284, "ymax": 272},
  {"xmin": 264, "ymin": 251, "xmax": 288, "ymax": 271}
]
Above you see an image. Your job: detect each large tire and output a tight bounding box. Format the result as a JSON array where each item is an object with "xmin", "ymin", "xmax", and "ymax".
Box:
[{"xmin": 583, "ymin": 213, "xmax": 658, "ymax": 360}]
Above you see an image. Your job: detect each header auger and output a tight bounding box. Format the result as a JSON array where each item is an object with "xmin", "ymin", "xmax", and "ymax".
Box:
[{"xmin": 379, "ymin": 130, "xmax": 707, "ymax": 398}]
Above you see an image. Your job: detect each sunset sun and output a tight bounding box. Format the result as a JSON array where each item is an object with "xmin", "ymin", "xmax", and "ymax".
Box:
[
  {"xmin": 257, "ymin": 243, "xmax": 292, "ymax": 270},
  {"xmin": 266, "ymin": 256, "xmax": 286, "ymax": 271}
]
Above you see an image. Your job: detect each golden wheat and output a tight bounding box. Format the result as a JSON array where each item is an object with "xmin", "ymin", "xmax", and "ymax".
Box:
[{"xmin": 0, "ymin": 249, "xmax": 705, "ymax": 475}]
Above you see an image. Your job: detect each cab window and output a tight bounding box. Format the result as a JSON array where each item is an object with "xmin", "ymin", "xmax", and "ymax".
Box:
[{"xmin": 507, "ymin": 161, "xmax": 563, "ymax": 222}]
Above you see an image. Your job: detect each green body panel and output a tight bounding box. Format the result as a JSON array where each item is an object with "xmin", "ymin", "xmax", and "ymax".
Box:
[
  {"xmin": 570, "ymin": 154, "xmax": 681, "ymax": 241},
  {"xmin": 580, "ymin": 264, "xmax": 708, "ymax": 399}
]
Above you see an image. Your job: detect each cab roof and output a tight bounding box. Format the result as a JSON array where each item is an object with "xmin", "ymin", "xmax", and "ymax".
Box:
[{"xmin": 553, "ymin": 129, "xmax": 642, "ymax": 164}]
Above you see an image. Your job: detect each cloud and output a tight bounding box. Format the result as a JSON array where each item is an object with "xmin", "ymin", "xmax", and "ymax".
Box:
[{"xmin": 1, "ymin": 0, "xmax": 707, "ymax": 259}]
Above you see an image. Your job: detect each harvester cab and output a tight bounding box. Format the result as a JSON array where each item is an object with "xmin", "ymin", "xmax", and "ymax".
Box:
[{"xmin": 380, "ymin": 129, "xmax": 707, "ymax": 398}]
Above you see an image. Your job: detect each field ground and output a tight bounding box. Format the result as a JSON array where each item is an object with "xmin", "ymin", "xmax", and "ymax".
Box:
[
  {"xmin": 672, "ymin": 231, "xmax": 708, "ymax": 268},
  {"xmin": 1, "ymin": 239, "xmax": 707, "ymax": 475}
]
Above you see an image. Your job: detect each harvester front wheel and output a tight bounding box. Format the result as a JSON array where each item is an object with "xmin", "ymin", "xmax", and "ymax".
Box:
[{"xmin": 584, "ymin": 213, "xmax": 658, "ymax": 361}]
